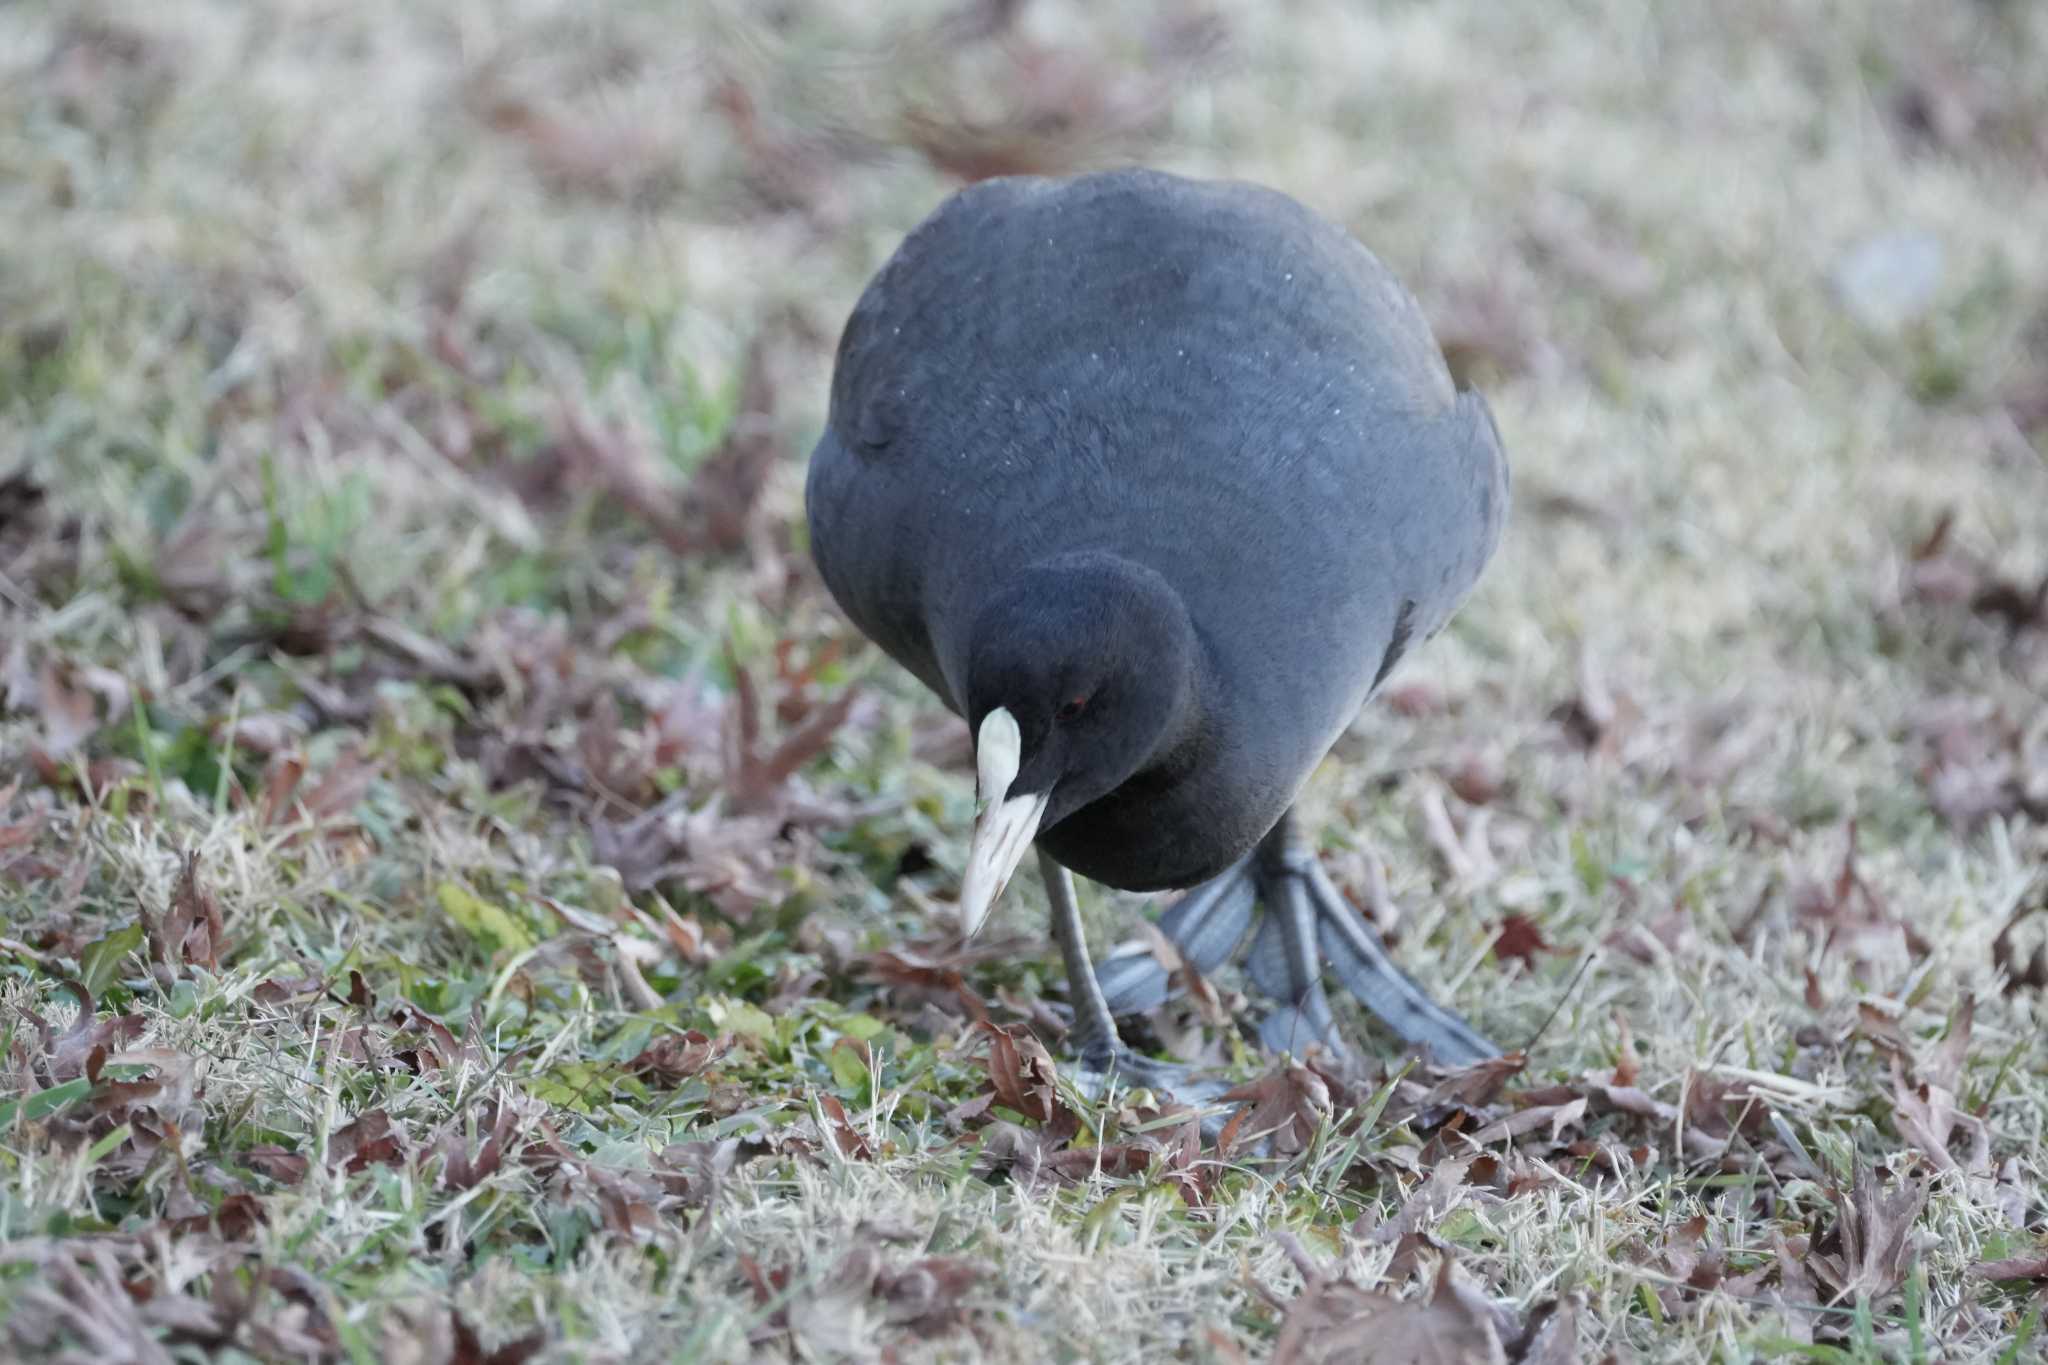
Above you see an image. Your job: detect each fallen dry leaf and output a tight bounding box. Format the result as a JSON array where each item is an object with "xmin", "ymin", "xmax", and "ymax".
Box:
[
  {"xmin": 144, "ymin": 850, "xmax": 226, "ymax": 978},
  {"xmin": 438, "ymin": 1100, "xmax": 518, "ymax": 1193},
  {"xmin": 1411, "ymin": 1052, "xmax": 1528, "ymax": 1118},
  {"xmin": 23, "ymin": 980, "xmax": 146, "ymax": 1084},
  {"xmin": 1218, "ymin": 1058, "xmax": 1331, "ymax": 1157},
  {"xmin": 1611, "ymin": 1012, "xmax": 1642, "ymax": 1087},
  {"xmin": 1905, "ymin": 510, "xmax": 2048, "ymax": 636},
  {"xmin": 1794, "ymin": 821, "xmax": 1930, "ymax": 968},
  {"xmin": 1491, "ymin": 913, "xmax": 1552, "ymax": 970},
  {"xmin": 1910, "ymin": 696, "xmax": 2048, "ymax": 831},
  {"xmin": 451, "ymin": 1311, "xmax": 546, "ymax": 1365},
  {"xmin": 1361, "ymin": 1156, "xmax": 1500, "ymax": 1282},
  {"xmin": 977, "ymin": 1021, "xmax": 1068, "ymax": 1127},
  {"xmin": 1272, "ymin": 1238, "xmax": 1522, "ymax": 1365},
  {"xmin": 329, "ymin": 1110, "xmax": 405, "ymax": 1174},
  {"xmin": 1470, "ymin": 1095, "xmax": 1587, "ymax": 1147},
  {"xmin": 1889, "ymin": 995, "xmax": 1978, "ymax": 1174},
  {"xmin": 1806, "ymin": 1166, "xmax": 1928, "ymax": 1304},
  {"xmin": 873, "ymin": 1253, "xmax": 987, "ymax": 1332},
  {"xmin": 861, "ymin": 939, "xmax": 996, "ymax": 1025},
  {"xmin": 627, "ymin": 1030, "xmax": 731, "ymax": 1085},
  {"xmin": 1972, "ymin": 1253, "xmax": 2048, "ymax": 1284},
  {"xmin": 816, "ymin": 1093, "xmax": 874, "ymax": 1161}
]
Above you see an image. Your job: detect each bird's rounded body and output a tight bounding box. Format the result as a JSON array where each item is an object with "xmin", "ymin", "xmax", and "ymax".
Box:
[{"xmin": 808, "ymin": 168, "xmax": 1507, "ymax": 893}]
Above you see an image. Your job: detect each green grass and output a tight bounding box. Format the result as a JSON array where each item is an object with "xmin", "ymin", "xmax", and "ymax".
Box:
[{"xmin": 2, "ymin": 0, "xmax": 2046, "ymax": 1360}]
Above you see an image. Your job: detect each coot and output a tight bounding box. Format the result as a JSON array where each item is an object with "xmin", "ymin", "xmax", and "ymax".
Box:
[{"xmin": 807, "ymin": 168, "xmax": 1506, "ymax": 1071}]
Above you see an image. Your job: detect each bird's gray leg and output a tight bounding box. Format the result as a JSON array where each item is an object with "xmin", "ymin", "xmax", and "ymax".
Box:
[
  {"xmin": 1255, "ymin": 835, "xmax": 1344, "ymax": 1057},
  {"xmin": 1040, "ymin": 851, "xmax": 1121, "ymax": 1064},
  {"xmin": 1258, "ymin": 810, "xmax": 1498, "ymax": 1065},
  {"xmin": 1039, "ymin": 851, "xmax": 1192, "ymax": 1094}
]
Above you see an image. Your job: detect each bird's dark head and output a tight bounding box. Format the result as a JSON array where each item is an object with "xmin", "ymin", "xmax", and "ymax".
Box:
[{"xmin": 955, "ymin": 552, "xmax": 1202, "ymax": 933}]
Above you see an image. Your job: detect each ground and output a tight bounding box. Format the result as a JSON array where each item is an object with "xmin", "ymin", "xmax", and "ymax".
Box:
[{"xmin": 2, "ymin": 1, "xmax": 2046, "ymax": 1361}]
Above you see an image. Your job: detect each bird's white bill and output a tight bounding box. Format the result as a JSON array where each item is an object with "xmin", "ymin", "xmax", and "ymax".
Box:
[
  {"xmin": 959, "ymin": 708, "xmax": 1048, "ymax": 936},
  {"xmin": 958, "ymin": 789, "xmax": 1049, "ymax": 936}
]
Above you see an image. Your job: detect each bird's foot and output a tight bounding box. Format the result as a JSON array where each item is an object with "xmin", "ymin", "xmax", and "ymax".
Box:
[
  {"xmin": 1096, "ymin": 817, "xmax": 1498, "ymax": 1065},
  {"xmin": 1247, "ymin": 827, "xmax": 1496, "ymax": 1064},
  {"xmin": 1066, "ymin": 1037, "xmax": 1190, "ymax": 1098},
  {"xmin": 1062, "ymin": 1035, "xmax": 1237, "ymax": 1133}
]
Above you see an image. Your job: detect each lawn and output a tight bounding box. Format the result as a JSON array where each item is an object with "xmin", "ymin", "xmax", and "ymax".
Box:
[{"xmin": 2, "ymin": 1, "xmax": 2046, "ymax": 1360}]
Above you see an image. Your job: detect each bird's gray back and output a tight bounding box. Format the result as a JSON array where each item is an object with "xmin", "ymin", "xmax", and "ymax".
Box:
[{"xmin": 807, "ymin": 168, "xmax": 1506, "ymax": 761}]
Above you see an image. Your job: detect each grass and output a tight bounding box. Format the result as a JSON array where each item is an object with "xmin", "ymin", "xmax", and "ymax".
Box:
[{"xmin": 2, "ymin": 0, "xmax": 2046, "ymax": 1360}]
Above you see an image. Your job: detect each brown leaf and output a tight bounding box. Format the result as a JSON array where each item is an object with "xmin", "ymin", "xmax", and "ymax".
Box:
[
  {"xmin": 542, "ymin": 397, "xmax": 695, "ymax": 551},
  {"xmin": 1603, "ymin": 901, "xmax": 1692, "ymax": 966},
  {"xmin": 1890, "ymin": 996, "xmax": 1978, "ymax": 1174},
  {"xmin": 1640, "ymin": 1215, "xmax": 1728, "ymax": 1317},
  {"xmin": 676, "ymin": 333, "xmax": 782, "ymax": 558},
  {"xmin": 1679, "ymin": 1070, "xmax": 1770, "ymax": 1146},
  {"xmin": 1904, "ymin": 511, "xmax": 2048, "ymax": 635},
  {"xmin": 0, "ymin": 799, "xmax": 45, "ymax": 853},
  {"xmin": 30, "ymin": 656, "xmax": 106, "ymax": 761},
  {"xmin": 1803, "ymin": 968, "xmax": 1828, "ymax": 1011},
  {"xmin": 237, "ymin": 1145, "xmax": 311, "ymax": 1185},
  {"xmin": 440, "ymin": 1101, "xmax": 517, "ymax": 1192},
  {"xmin": 590, "ymin": 1174, "xmax": 660, "ymax": 1243},
  {"xmin": 1273, "ymin": 1242, "xmax": 1509, "ymax": 1365},
  {"xmin": 1364, "ymin": 1157, "xmax": 1495, "ymax": 1281},
  {"xmin": 1491, "ymin": 914, "xmax": 1552, "ymax": 970},
  {"xmin": 1795, "ymin": 821, "xmax": 1930, "ymax": 967},
  {"xmin": 1550, "ymin": 647, "xmax": 1634, "ymax": 755},
  {"xmin": 1855, "ymin": 1001, "xmax": 1913, "ymax": 1058},
  {"xmin": 1973, "ymin": 1253, "xmax": 2048, "ymax": 1284},
  {"xmin": 655, "ymin": 904, "xmax": 710, "ymax": 963},
  {"xmin": 816, "ymin": 1093, "xmax": 874, "ymax": 1160},
  {"xmin": 1434, "ymin": 277, "xmax": 1540, "ymax": 387},
  {"xmin": 873, "ymin": 1254, "xmax": 987, "ymax": 1332},
  {"xmin": 1470, "ymin": 1096, "xmax": 1587, "ymax": 1147},
  {"xmin": 627, "ymin": 1030, "xmax": 730, "ymax": 1085},
  {"xmin": 860, "ymin": 940, "xmax": 995, "ymax": 1024},
  {"xmin": 451, "ymin": 1312, "xmax": 546, "ymax": 1365},
  {"xmin": 166, "ymin": 1192, "xmax": 265, "ymax": 1241},
  {"xmin": 586, "ymin": 662, "xmax": 880, "ymax": 906},
  {"xmin": 1911, "ymin": 697, "xmax": 2048, "ymax": 831},
  {"xmin": 1218, "ymin": 1058, "xmax": 1331, "ymax": 1157},
  {"xmin": 1502, "ymin": 1294, "xmax": 1583, "ymax": 1365},
  {"xmin": 475, "ymin": 85, "xmax": 678, "ymax": 203},
  {"xmin": 977, "ymin": 1022, "xmax": 1068, "ymax": 1126},
  {"xmin": 1271, "ymin": 1277, "xmax": 1402, "ymax": 1365},
  {"xmin": 329, "ymin": 1110, "xmax": 405, "ymax": 1173},
  {"xmin": 1445, "ymin": 751, "xmax": 1506, "ymax": 806},
  {"xmin": 649, "ymin": 1136, "xmax": 742, "ymax": 1211},
  {"xmin": 287, "ymin": 748, "xmax": 380, "ymax": 830},
  {"xmin": 250, "ymin": 973, "xmax": 327, "ymax": 1006},
  {"xmin": 894, "ymin": 33, "xmax": 1195, "ymax": 185},
  {"xmin": 1610, "ymin": 1012, "xmax": 1641, "ymax": 1088},
  {"xmin": 1807, "ymin": 1166, "xmax": 1928, "ymax": 1304},
  {"xmin": 146, "ymin": 850, "xmax": 225, "ymax": 976},
  {"xmin": 25, "ymin": 980, "xmax": 145, "ymax": 1083},
  {"xmin": 1414, "ymin": 1053, "xmax": 1528, "ymax": 1115},
  {"xmin": 725, "ymin": 649, "xmax": 860, "ymax": 812}
]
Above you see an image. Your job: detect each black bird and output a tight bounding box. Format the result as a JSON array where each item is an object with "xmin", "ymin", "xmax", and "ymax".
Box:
[{"xmin": 807, "ymin": 168, "xmax": 1507, "ymax": 1074}]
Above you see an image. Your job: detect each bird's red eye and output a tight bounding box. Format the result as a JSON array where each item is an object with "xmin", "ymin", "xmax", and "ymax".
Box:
[{"xmin": 1056, "ymin": 696, "xmax": 1088, "ymax": 722}]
